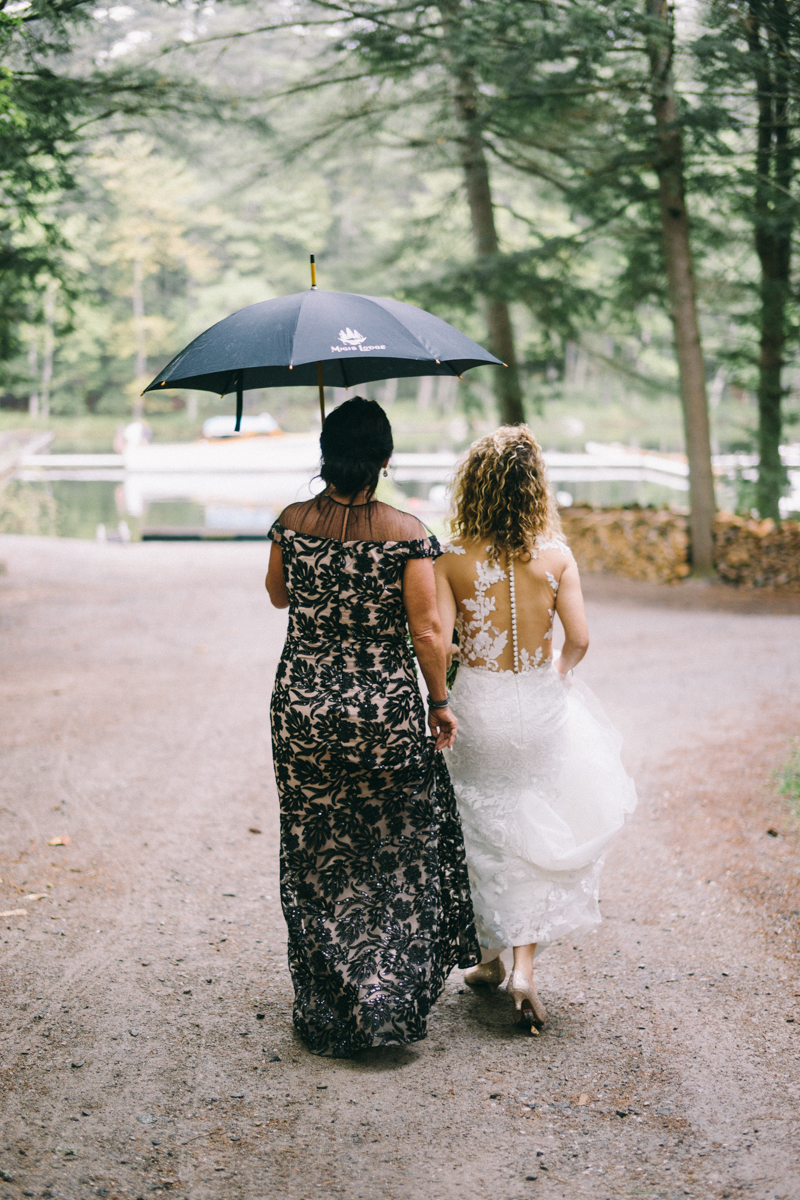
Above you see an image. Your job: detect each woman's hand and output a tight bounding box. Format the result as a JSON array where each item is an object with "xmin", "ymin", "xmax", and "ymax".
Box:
[
  {"xmin": 556, "ymin": 665, "xmax": 573, "ymax": 692},
  {"xmin": 445, "ymin": 642, "xmax": 460, "ymax": 669},
  {"xmin": 428, "ymin": 705, "xmax": 458, "ymax": 751}
]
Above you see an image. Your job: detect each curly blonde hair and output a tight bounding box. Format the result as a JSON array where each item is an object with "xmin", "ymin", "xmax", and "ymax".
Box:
[{"xmin": 450, "ymin": 425, "xmax": 562, "ymax": 561}]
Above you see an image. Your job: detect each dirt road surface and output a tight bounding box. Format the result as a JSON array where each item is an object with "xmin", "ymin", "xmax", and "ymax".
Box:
[{"xmin": 1, "ymin": 535, "xmax": 800, "ymax": 1200}]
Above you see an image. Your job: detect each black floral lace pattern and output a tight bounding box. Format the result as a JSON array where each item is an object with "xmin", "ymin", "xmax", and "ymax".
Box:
[{"xmin": 269, "ymin": 521, "xmax": 479, "ymax": 1058}]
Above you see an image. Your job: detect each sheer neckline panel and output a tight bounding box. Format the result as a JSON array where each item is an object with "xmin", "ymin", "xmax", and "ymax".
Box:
[
  {"xmin": 274, "ymin": 523, "xmax": 434, "ymax": 549},
  {"xmin": 278, "ymin": 496, "xmax": 428, "ymax": 545}
]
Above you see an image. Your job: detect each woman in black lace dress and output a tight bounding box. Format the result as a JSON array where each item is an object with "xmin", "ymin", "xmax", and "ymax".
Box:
[{"xmin": 265, "ymin": 397, "xmax": 479, "ymax": 1057}]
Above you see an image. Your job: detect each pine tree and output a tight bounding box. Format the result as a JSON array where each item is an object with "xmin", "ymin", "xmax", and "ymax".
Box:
[
  {"xmin": 290, "ymin": 0, "xmax": 717, "ymax": 563},
  {"xmin": 645, "ymin": 0, "xmax": 716, "ymax": 571},
  {"xmin": 0, "ymin": 0, "xmax": 229, "ymax": 369},
  {"xmin": 695, "ymin": 0, "xmax": 800, "ymax": 521}
]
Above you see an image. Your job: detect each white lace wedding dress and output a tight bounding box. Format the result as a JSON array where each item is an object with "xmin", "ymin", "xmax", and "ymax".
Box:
[{"xmin": 444, "ymin": 539, "xmax": 637, "ymax": 956}]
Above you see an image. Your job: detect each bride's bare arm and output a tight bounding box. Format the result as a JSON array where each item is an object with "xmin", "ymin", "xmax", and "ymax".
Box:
[
  {"xmin": 403, "ymin": 557, "xmax": 457, "ymax": 750},
  {"xmin": 554, "ymin": 557, "xmax": 589, "ymax": 675}
]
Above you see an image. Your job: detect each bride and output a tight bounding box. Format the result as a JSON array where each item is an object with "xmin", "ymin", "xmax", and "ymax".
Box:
[{"xmin": 434, "ymin": 426, "xmax": 637, "ymax": 1032}]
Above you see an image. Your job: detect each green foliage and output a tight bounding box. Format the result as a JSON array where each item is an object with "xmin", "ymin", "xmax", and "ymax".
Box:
[
  {"xmin": 776, "ymin": 739, "xmax": 800, "ymax": 827},
  {"xmin": 3, "ymin": 0, "xmax": 798, "ymax": 476},
  {"xmin": 276, "ymin": 0, "xmax": 800, "ymax": 496},
  {"xmin": 0, "ymin": 477, "xmax": 57, "ymax": 534},
  {"xmin": 223, "ymin": 2, "xmax": 734, "ymax": 388},
  {"xmin": 0, "ymin": 0, "xmax": 245, "ymax": 371},
  {"xmin": 693, "ymin": 0, "xmax": 800, "ymax": 517},
  {"xmin": 295, "ymin": 0, "xmax": 640, "ymax": 335}
]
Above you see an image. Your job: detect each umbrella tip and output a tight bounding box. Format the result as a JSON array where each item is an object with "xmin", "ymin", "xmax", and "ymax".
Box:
[{"xmin": 310, "ymin": 254, "xmax": 318, "ymax": 289}]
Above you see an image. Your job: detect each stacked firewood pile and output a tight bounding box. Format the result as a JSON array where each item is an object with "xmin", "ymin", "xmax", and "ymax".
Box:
[
  {"xmin": 713, "ymin": 513, "xmax": 800, "ymax": 589},
  {"xmin": 560, "ymin": 505, "xmax": 800, "ymax": 590},
  {"xmin": 560, "ymin": 505, "xmax": 691, "ymax": 584}
]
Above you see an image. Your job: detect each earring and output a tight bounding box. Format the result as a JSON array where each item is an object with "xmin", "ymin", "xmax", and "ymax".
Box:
[{"xmin": 383, "ymin": 468, "xmax": 388, "ymax": 477}]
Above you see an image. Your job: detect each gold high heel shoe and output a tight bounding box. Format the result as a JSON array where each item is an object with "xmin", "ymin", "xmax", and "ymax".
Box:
[
  {"xmin": 464, "ymin": 958, "xmax": 506, "ymax": 989},
  {"xmin": 507, "ymin": 969, "xmax": 546, "ymax": 1033}
]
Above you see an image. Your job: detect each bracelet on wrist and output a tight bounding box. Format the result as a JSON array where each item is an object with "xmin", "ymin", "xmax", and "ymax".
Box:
[{"xmin": 427, "ymin": 695, "xmax": 450, "ymax": 710}]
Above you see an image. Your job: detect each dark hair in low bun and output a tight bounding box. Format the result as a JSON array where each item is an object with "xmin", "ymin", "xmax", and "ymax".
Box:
[{"xmin": 319, "ymin": 396, "xmax": 394, "ymax": 501}]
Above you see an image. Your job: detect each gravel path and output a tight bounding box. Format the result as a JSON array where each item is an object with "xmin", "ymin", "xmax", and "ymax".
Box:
[{"xmin": 1, "ymin": 535, "xmax": 799, "ymax": 1200}]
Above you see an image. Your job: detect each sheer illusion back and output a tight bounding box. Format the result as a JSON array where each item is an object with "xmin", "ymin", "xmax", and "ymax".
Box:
[
  {"xmin": 281, "ymin": 494, "xmax": 426, "ymax": 544},
  {"xmin": 443, "ymin": 537, "xmax": 571, "ymax": 673}
]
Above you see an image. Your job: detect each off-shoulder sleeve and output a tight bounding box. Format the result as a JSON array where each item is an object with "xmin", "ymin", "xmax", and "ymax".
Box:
[
  {"xmin": 267, "ymin": 520, "xmax": 283, "ymax": 544},
  {"xmin": 405, "ymin": 534, "xmax": 442, "ymax": 560}
]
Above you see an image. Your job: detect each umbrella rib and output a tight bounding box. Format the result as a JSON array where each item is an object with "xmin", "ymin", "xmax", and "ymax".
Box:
[{"xmin": 290, "ymin": 289, "xmax": 312, "ymax": 371}]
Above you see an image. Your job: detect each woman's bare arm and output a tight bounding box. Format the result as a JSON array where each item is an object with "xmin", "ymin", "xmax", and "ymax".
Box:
[
  {"xmin": 265, "ymin": 542, "xmax": 289, "ymax": 609},
  {"xmin": 554, "ymin": 557, "xmax": 589, "ymax": 675},
  {"xmin": 434, "ymin": 558, "xmax": 458, "ymax": 665},
  {"xmin": 403, "ymin": 557, "xmax": 457, "ymax": 750}
]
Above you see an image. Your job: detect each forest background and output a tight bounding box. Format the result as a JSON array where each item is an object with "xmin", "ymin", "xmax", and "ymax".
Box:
[{"xmin": 1, "ymin": 0, "xmax": 799, "ymax": 525}]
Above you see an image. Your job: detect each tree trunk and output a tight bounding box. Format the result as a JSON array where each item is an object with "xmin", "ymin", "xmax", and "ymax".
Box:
[
  {"xmin": 745, "ymin": 0, "xmax": 792, "ymax": 523},
  {"xmin": 40, "ymin": 284, "xmax": 55, "ymax": 422},
  {"xmin": 132, "ymin": 248, "xmax": 146, "ymax": 419},
  {"xmin": 451, "ymin": 67, "xmax": 525, "ymax": 425},
  {"xmin": 646, "ymin": 0, "xmax": 716, "ymax": 574},
  {"xmin": 28, "ymin": 336, "xmax": 39, "ymax": 418}
]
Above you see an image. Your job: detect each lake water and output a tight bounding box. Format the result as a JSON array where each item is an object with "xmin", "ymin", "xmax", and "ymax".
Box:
[{"xmin": 2, "ymin": 474, "xmax": 697, "ymax": 541}]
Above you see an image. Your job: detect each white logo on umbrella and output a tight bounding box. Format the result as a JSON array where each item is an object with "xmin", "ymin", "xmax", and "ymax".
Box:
[{"xmin": 338, "ymin": 327, "xmax": 366, "ymax": 346}]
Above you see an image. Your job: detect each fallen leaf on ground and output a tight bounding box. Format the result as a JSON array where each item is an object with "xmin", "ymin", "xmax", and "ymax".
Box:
[
  {"xmin": 0, "ymin": 909, "xmax": 27, "ymax": 918},
  {"xmin": 47, "ymin": 836, "xmax": 72, "ymax": 846},
  {"xmin": 248, "ymin": 828, "xmax": 262, "ymax": 834},
  {"xmin": 23, "ymin": 893, "xmax": 48, "ymax": 901},
  {"xmin": 577, "ymin": 1093, "xmax": 591, "ymax": 1105}
]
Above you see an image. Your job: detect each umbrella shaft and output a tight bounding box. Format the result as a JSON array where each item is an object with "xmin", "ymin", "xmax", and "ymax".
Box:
[{"xmin": 316, "ymin": 361, "xmax": 325, "ymax": 425}]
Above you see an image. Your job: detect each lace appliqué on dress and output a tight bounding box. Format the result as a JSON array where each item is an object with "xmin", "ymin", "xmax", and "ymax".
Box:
[
  {"xmin": 458, "ymin": 556, "xmax": 560, "ymax": 674},
  {"xmin": 530, "ymin": 534, "xmax": 569, "ymax": 560},
  {"xmin": 541, "ymin": 571, "xmax": 559, "ymax": 644},
  {"xmin": 459, "ymin": 559, "xmax": 509, "ymax": 671}
]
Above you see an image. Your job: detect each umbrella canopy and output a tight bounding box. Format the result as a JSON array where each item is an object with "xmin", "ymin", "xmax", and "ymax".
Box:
[{"xmin": 143, "ymin": 288, "xmax": 502, "ymax": 397}]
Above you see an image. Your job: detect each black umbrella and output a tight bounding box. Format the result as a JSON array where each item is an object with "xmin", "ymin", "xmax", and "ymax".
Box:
[{"xmin": 143, "ymin": 256, "xmax": 503, "ymax": 427}]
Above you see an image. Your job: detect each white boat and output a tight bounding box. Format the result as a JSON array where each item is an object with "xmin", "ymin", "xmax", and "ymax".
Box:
[{"xmin": 123, "ymin": 431, "xmax": 320, "ymax": 474}]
